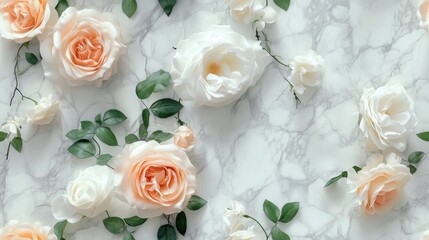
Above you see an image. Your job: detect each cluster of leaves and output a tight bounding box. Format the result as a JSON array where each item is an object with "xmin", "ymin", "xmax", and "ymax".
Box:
[
  {"xmin": 125, "ymin": 70, "xmax": 183, "ymax": 145},
  {"xmin": 0, "ymin": 130, "xmax": 23, "ymax": 155},
  {"xmin": 103, "ymin": 215, "xmax": 147, "ymax": 240},
  {"xmin": 122, "ymin": 0, "xmax": 177, "ymax": 18},
  {"xmin": 66, "ymin": 109, "xmax": 127, "ymax": 165},
  {"xmin": 244, "ymin": 199, "xmax": 299, "ymax": 240}
]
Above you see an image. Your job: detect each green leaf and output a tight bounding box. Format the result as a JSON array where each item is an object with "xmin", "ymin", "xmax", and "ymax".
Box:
[
  {"xmin": 95, "ymin": 114, "xmax": 102, "ymax": 125},
  {"xmin": 273, "ymin": 0, "xmax": 291, "ymax": 12},
  {"xmin": 103, "ymin": 217, "xmax": 126, "ymax": 234},
  {"xmin": 409, "ymin": 165, "xmax": 417, "ymax": 174},
  {"xmin": 103, "ymin": 109, "xmax": 127, "ymax": 125},
  {"xmin": 54, "ymin": 220, "xmax": 67, "ymax": 240},
  {"xmin": 136, "ymin": 79, "xmax": 157, "ymax": 100},
  {"xmin": 23, "ymin": 41, "xmax": 30, "ymax": 48},
  {"xmin": 123, "ymin": 233, "xmax": 135, "ymax": 240},
  {"xmin": 142, "ymin": 108, "xmax": 150, "ymax": 129},
  {"xmin": 139, "ymin": 124, "xmax": 148, "ymax": 140},
  {"xmin": 149, "ymin": 70, "xmax": 172, "ymax": 92},
  {"xmin": 352, "ymin": 166, "xmax": 362, "ymax": 173},
  {"xmin": 0, "ymin": 131, "xmax": 7, "ymax": 142},
  {"xmin": 125, "ymin": 134, "xmax": 140, "ymax": 144},
  {"xmin": 175, "ymin": 211, "xmax": 187, "ymax": 236},
  {"xmin": 97, "ymin": 154, "xmax": 113, "ymax": 165},
  {"xmin": 55, "ymin": 0, "xmax": 69, "ymax": 17},
  {"xmin": 408, "ymin": 151, "xmax": 425, "ymax": 165},
  {"xmin": 150, "ymin": 98, "xmax": 183, "ymax": 118},
  {"xmin": 11, "ymin": 137, "xmax": 23, "ymax": 152},
  {"xmin": 68, "ymin": 140, "xmax": 96, "ymax": 159},
  {"xmin": 122, "ymin": 0, "xmax": 137, "ymax": 18},
  {"xmin": 324, "ymin": 171, "xmax": 348, "ymax": 188},
  {"xmin": 66, "ymin": 129, "xmax": 94, "ymax": 140},
  {"xmin": 417, "ymin": 132, "xmax": 429, "ymax": 141},
  {"xmin": 187, "ymin": 195, "xmax": 207, "ymax": 211},
  {"xmin": 124, "ymin": 216, "xmax": 147, "ymax": 227},
  {"xmin": 263, "ymin": 199, "xmax": 280, "ymax": 223},
  {"xmin": 158, "ymin": 0, "xmax": 177, "ymax": 16},
  {"xmin": 279, "ymin": 202, "xmax": 299, "ymax": 223},
  {"xmin": 157, "ymin": 224, "xmax": 176, "ymax": 240},
  {"xmin": 25, "ymin": 52, "xmax": 38, "ymax": 65},
  {"xmin": 148, "ymin": 130, "xmax": 173, "ymax": 143},
  {"xmin": 271, "ymin": 226, "xmax": 290, "ymax": 240},
  {"xmin": 81, "ymin": 121, "xmax": 94, "ymax": 130},
  {"xmin": 96, "ymin": 127, "xmax": 118, "ymax": 146}
]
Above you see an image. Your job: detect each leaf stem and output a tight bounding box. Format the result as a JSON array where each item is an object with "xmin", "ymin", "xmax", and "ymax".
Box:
[
  {"xmin": 106, "ymin": 210, "xmax": 110, "ymax": 218},
  {"xmin": 93, "ymin": 138, "xmax": 101, "ymax": 156},
  {"xmin": 163, "ymin": 214, "xmax": 171, "ymax": 225},
  {"xmin": 5, "ymin": 142, "xmax": 11, "ymax": 161},
  {"xmin": 243, "ymin": 214, "xmax": 269, "ymax": 239}
]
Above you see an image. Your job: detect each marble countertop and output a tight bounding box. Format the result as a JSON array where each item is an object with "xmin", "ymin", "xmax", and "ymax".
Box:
[{"xmin": 1, "ymin": 0, "xmax": 429, "ymax": 239}]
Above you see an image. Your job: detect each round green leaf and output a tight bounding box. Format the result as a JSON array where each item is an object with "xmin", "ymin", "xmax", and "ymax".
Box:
[
  {"xmin": 103, "ymin": 217, "xmax": 126, "ymax": 234},
  {"xmin": 157, "ymin": 224, "xmax": 176, "ymax": 240},
  {"xmin": 122, "ymin": 0, "xmax": 137, "ymax": 18},
  {"xmin": 124, "ymin": 216, "xmax": 147, "ymax": 227},
  {"xmin": 263, "ymin": 199, "xmax": 280, "ymax": 223},
  {"xmin": 11, "ymin": 137, "xmax": 23, "ymax": 153},
  {"xmin": 68, "ymin": 140, "xmax": 96, "ymax": 159},
  {"xmin": 97, "ymin": 154, "xmax": 113, "ymax": 165},
  {"xmin": 150, "ymin": 98, "xmax": 183, "ymax": 118},
  {"xmin": 148, "ymin": 130, "xmax": 173, "ymax": 143},
  {"xmin": 175, "ymin": 211, "xmax": 187, "ymax": 236},
  {"xmin": 158, "ymin": 0, "xmax": 177, "ymax": 16},
  {"xmin": 271, "ymin": 226, "xmax": 290, "ymax": 240},
  {"xmin": 273, "ymin": 0, "xmax": 290, "ymax": 11},
  {"xmin": 25, "ymin": 52, "xmax": 38, "ymax": 65},
  {"xmin": 279, "ymin": 202, "xmax": 299, "ymax": 223},
  {"xmin": 103, "ymin": 109, "xmax": 127, "ymax": 125},
  {"xmin": 187, "ymin": 195, "xmax": 207, "ymax": 211},
  {"xmin": 136, "ymin": 80, "xmax": 157, "ymax": 99},
  {"xmin": 96, "ymin": 127, "xmax": 118, "ymax": 146}
]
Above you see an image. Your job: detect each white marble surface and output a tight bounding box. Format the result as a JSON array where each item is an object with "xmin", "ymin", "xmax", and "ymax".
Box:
[{"xmin": 1, "ymin": 0, "xmax": 429, "ymax": 239}]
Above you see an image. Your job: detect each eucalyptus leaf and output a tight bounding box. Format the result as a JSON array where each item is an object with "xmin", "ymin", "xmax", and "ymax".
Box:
[
  {"xmin": 96, "ymin": 127, "xmax": 118, "ymax": 146},
  {"xmin": 103, "ymin": 109, "xmax": 127, "ymax": 125},
  {"xmin": 263, "ymin": 199, "xmax": 280, "ymax": 223},
  {"xmin": 147, "ymin": 130, "xmax": 173, "ymax": 143},
  {"xmin": 139, "ymin": 124, "xmax": 148, "ymax": 140},
  {"xmin": 271, "ymin": 226, "xmax": 290, "ymax": 240},
  {"xmin": 122, "ymin": 0, "xmax": 137, "ymax": 18},
  {"xmin": 150, "ymin": 98, "xmax": 183, "ymax": 118},
  {"xmin": 187, "ymin": 195, "xmax": 207, "ymax": 211},
  {"xmin": 273, "ymin": 0, "xmax": 291, "ymax": 11},
  {"xmin": 55, "ymin": 0, "xmax": 69, "ymax": 17},
  {"xmin": 97, "ymin": 154, "xmax": 113, "ymax": 165},
  {"xmin": 175, "ymin": 211, "xmax": 187, "ymax": 236},
  {"xmin": 279, "ymin": 202, "xmax": 299, "ymax": 223},
  {"xmin": 25, "ymin": 52, "xmax": 38, "ymax": 65},
  {"xmin": 123, "ymin": 233, "xmax": 135, "ymax": 240},
  {"xmin": 68, "ymin": 140, "xmax": 96, "ymax": 159},
  {"xmin": 142, "ymin": 108, "xmax": 150, "ymax": 129},
  {"xmin": 54, "ymin": 220, "xmax": 67, "ymax": 240},
  {"xmin": 0, "ymin": 131, "xmax": 7, "ymax": 142},
  {"xmin": 157, "ymin": 224, "xmax": 176, "ymax": 240},
  {"xmin": 324, "ymin": 171, "xmax": 348, "ymax": 188},
  {"xmin": 408, "ymin": 151, "xmax": 425, "ymax": 165},
  {"xmin": 11, "ymin": 137, "xmax": 23, "ymax": 152},
  {"xmin": 103, "ymin": 217, "xmax": 126, "ymax": 234},
  {"xmin": 158, "ymin": 0, "xmax": 177, "ymax": 16},
  {"xmin": 125, "ymin": 134, "xmax": 140, "ymax": 144},
  {"xmin": 124, "ymin": 216, "xmax": 147, "ymax": 227},
  {"xmin": 417, "ymin": 132, "xmax": 429, "ymax": 141}
]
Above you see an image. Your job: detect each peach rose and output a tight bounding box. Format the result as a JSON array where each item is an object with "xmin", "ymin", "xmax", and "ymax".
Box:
[
  {"xmin": 0, "ymin": 0, "xmax": 57, "ymax": 43},
  {"xmin": 115, "ymin": 141, "xmax": 196, "ymax": 218},
  {"xmin": 347, "ymin": 153, "xmax": 411, "ymax": 215},
  {"xmin": 40, "ymin": 7, "xmax": 126, "ymax": 87},
  {"xmin": 173, "ymin": 125, "xmax": 196, "ymax": 151},
  {"xmin": 418, "ymin": 0, "xmax": 429, "ymax": 29},
  {"xmin": 0, "ymin": 220, "xmax": 55, "ymax": 240}
]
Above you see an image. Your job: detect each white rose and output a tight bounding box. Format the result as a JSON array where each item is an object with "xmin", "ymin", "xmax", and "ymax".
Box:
[
  {"xmin": 51, "ymin": 165, "xmax": 115, "ymax": 223},
  {"xmin": 1, "ymin": 116, "xmax": 24, "ymax": 138},
  {"xmin": 172, "ymin": 25, "xmax": 270, "ymax": 107},
  {"xmin": 229, "ymin": 227, "xmax": 256, "ymax": 240},
  {"xmin": 347, "ymin": 153, "xmax": 411, "ymax": 215},
  {"xmin": 359, "ymin": 84, "xmax": 417, "ymax": 152},
  {"xmin": 173, "ymin": 125, "xmax": 196, "ymax": 151},
  {"xmin": 223, "ymin": 201, "xmax": 247, "ymax": 232},
  {"xmin": 0, "ymin": 0, "xmax": 57, "ymax": 43},
  {"xmin": 40, "ymin": 7, "xmax": 126, "ymax": 87},
  {"xmin": 253, "ymin": 6, "xmax": 277, "ymax": 31},
  {"xmin": 418, "ymin": 0, "xmax": 429, "ymax": 29},
  {"xmin": 0, "ymin": 220, "xmax": 56, "ymax": 240},
  {"xmin": 26, "ymin": 94, "xmax": 59, "ymax": 126},
  {"xmin": 289, "ymin": 50, "xmax": 325, "ymax": 95}
]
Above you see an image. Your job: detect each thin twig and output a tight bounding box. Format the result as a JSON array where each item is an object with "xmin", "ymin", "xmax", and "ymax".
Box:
[{"xmin": 243, "ymin": 215, "xmax": 269, "ymax": 239}]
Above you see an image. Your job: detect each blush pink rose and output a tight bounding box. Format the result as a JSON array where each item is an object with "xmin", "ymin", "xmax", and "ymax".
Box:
[
  {"xmin": 418, "ymin": 0, "xmax": 429, "ymax": 29},
  {"xmin": 0, "ymin": 0, "xmax": 57, "ymax": 43},
  {"xmin": 115, "ymin": 141, "xmax": 196, "ymax": 218},
  {"xmin": 40, "ymin": 7, "xmax": 125, "ymax": 87},
  {"xmin": 0, "ymin": 220, "xmax": 55, "ymax": 240},
  {"xmin": 173, "ymin": 125, "xmax": 196, "ymax": 151}
]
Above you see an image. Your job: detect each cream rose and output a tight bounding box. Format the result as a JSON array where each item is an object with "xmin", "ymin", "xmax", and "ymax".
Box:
[
  {"xmin": 0, "ymin": 220, "xmax": 55, "ymax": 240},
  {"xmin": 225, "ymin": 0, "xmax": 276, "ymax": 30},
  {"xmin": 26, "ymin": 94, "xmax": 59, "ymax": 126},
  {"xmin": 40, "ymin": 7, "xmax": 126, "ymax": 87},
  {"xmin": 1, "ymin": 116, "xmax": 24, "ymax": 138},
  {"xmin": 173, "ymin": 125, "xmax": 196, "ymax": 151},
  {"xmin": 171, "ymin": 25, "xmax": 270, "ymax": 107},
  {"xmin": 115, "ymin": 141, "xmax": 196, "ymax": 218},
  {"xmin": 289, "ymin": 50, "xmax": 325, "ymax": 95},
  {"xmin": 0, "ymin": 0, "xmax": 57, "ymax": 43},
  {"xmin": 229, "ymin": 227, "xmax": 256, "ymax": 240},
  {"xmin": 51, "ymin": 165, "xmax": 115, "ymax": 223},
  {"xmin": 347, "ymin": 153, "xmax": 411, "ymax": 215},
  {"xmin": 223, "ymin": 201, "xmax": 247, "ymax": 232},
  {"xmin": 359, "ymin": 84, "xmax": 417, "ymax": 152},
  {"xmin": 418, "ymin": 0, "xmax": 429, "ymax": 29}
]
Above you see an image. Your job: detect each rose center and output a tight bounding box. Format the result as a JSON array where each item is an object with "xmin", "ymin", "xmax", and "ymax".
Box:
[{"xmin": 206, "ymin": 63, "xmax": 221, "ymax": 75}]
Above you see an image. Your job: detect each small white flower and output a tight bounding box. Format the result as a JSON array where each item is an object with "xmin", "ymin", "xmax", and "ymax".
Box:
[
  {"xmin": 27, "ymin": 94, "xmax": 59, "ymax": 126},
  {"xmin": 225, "ymin": 0, "xmax": 277, "ymax": 30},
  {"xmin": 253, "ymin": 6, "xmax": 277, "ymax": 31},
  {"xmin": 1, "ymin": 116, "xmax": 24, "ymax": 137},
  {"xmin": 229, "ymin": 226, "xmax": 256, "ymax": 240},
  {"xmin": 223, "ymin": 201, "xmax": 247, "ymax": 232},
  {"xmin": 289, "ymin": 50, "xmax": 325, "ymax": 95},
  {"xmin": 359, "ymin": 84, "xmax": 417, "ymax": 152},
  {"xmin": 51, "ymin": 165, "xmax": 115, "ymax": 223}
]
